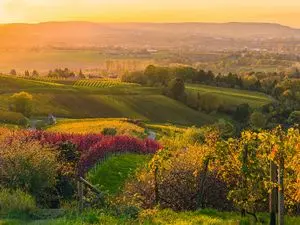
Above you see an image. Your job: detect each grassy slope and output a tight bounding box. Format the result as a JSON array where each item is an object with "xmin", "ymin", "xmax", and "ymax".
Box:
[
  {"xmin": 1, "ymin": 209, "xmax": 300, "ymax": 225},
  {"xmin": 47, "ymin": 118, "xmax": 145, "ymax": 136},
  {"xmin": 0, "ymin": 76, "xmax": 213, "ymax": 125},
  {"xmin": 87, "ymin": 154, "xmax": 150, "ymax": 195},
  {"xmin": 187, "ymin": 83, "xmax": 273, "ymax": 108}
]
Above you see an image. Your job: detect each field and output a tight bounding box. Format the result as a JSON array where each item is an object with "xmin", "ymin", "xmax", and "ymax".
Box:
[
  {"xmin": 47, "ymin": 118, "xmax": 146, "ymax": 136},
  {"xmin": 74, "ymin": 79, "xmax": 139, "ymax": 88},
  {"xmin": 0, "ymin": 49, "xmax": 153, "ymax": 72},
  {"xmin": 186, "ymin": 84, "xmax": 273, "ymax": 108},
  {"xmin": 87, "ymin": 154, "xmax": 151, "ymax": 195},
  {"xmin": 0, "ymin": 75, "xmax": 276, "ymax": 127},
  {"xmin": 0, "ymin": 75, "xmax": 214, "ymax": 125}
]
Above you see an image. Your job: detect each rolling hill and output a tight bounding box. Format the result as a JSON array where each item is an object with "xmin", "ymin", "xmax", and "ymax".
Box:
[
  {"xmin": 186, "ymin": 84, "xmax": 273, "ymax": 108},
  {"xmin": 0, "ymin": 76, "xmax": 214, "ymax": 125},
  {"xmin": 0, "ymin": 22, "xmax": 299, "ymax": 49}
]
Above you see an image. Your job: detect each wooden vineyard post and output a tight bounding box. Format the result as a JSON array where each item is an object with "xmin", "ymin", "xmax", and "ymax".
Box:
[
  {"xmin": 78, "ymin": 180, "xmax": 84, "ymax": 213},
  {"xmin": 278, "ymin": 157, "xmax": 284, "ymax": 225},
  {"xmin": 269, "ymin": 161, "xmax": 277, "ymax": 225},
  {"xmin": 197, "ymin": 158, "xmax": 210, "ymax": 209}
]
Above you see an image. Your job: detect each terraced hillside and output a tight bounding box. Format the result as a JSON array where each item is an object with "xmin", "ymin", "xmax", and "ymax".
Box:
[{"xmin": 74, "ymin": 79, "xmax": 139, "ymax": 88}]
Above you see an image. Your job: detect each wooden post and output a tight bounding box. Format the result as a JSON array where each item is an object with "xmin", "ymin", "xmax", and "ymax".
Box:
[
  {"xmin": 78, "ymin": 180, "xmax": 84, "ymax": 213},
  {"xmin": 197, "ymin": 158, "xmax": 210, "ymax": 209},
  {"xmin": 278, "ymin": 157, "xmax": 284, "ymax": 225},
  {"xmin": 269, "ymin": 161, "xmax": 277, "ymax": 225},
  {"xmin": 154, "ymin": 166, "xmax": 159, "ymax": 205}
]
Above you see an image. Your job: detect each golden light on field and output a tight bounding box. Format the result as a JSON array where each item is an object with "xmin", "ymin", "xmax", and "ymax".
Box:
[{"xmin": 0, "ymin": 0, "xmax": 299, "ymax": 27}]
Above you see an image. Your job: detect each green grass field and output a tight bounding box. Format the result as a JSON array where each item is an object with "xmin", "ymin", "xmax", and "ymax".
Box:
[
  {"xmin": 0, "ymin": 76, "xmax": 214, "ymax": 125},
  {"xmin": 1, "ymin": 209, "xmax": 299, "ymax": 225},
  {"xmin": 0, "ymin": 76, "xmax": 274, "ymax": 126},
  {"xmin": 187, "ymin": 84, "xmax": 273, "ymax": 108},
  {"xmin": 87, "ymin": 154, "xmax": 150, "ymax": 195}
]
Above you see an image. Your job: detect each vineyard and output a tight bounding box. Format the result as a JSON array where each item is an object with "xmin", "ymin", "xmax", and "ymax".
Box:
[
  {"xmin": 0, "ymin": 125, "xmax": 299, "ymax": 225},
  {"xmin": 74, "ymin": 79, "xmax": 139, "ymax": 88},
  {"xmin": 47, "ymin": 118, "xmax": 145, "ymax": 137}
]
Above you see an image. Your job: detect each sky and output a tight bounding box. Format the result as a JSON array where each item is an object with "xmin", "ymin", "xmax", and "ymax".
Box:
[{"xmin": 0, "ymin": 0, "xmax": 300, "ymax": 28}]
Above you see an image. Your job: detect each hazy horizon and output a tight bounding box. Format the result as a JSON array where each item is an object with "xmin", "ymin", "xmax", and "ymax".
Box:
[
  {"xmin": 0, "ymin": 21, "xmax": 298, "ymax": 28},
  {"xmin": 0, "ymin": 0, "xmax": 300, "ymax": 28}
]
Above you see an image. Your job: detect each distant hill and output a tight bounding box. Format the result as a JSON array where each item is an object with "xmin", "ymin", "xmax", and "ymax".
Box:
[{"xmin": 0, "ymin": 22, "xmax": 299, "ymax": 49}]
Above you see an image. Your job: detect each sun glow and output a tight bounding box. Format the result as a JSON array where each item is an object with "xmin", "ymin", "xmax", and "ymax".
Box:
[{"xmin": 0, "ymin": 0, "xmax": 299, "ymax": 27}]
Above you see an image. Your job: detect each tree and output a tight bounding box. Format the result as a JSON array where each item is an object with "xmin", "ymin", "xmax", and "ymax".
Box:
[
  {"xmin": 198, "ymin": 93, "xmax": 223, "ymax": 113},
  {"xmin": 10, "ymin": 69, "xmax": 17, "ymax": 76},
  {"xmin": 10, "ymin": 92, "xmax": 33, "ymax": 118},
  {"xmin": 250, "ymin": 111, "xmax": 267, "ymax": 129},
  {"xmin": 78, "ymin": 69, "xmax": 85, "ymax": 79},
  {"xmin": 234, "ymin": 103, "xmax": 251, "ymax": 123},
  {"xmin": 24, "ymin": 70, "xmax": 30, "ymax": 77},
  {"xmin": 168, "ymin": 78, "xmax": 185, "ymax": 100},
  {"xmin": 32, "ymin": 70, "xmax": 39, "ymax": 77},
  {"xmin": 288, "ymin": 111, "xmax": 300, "ymax": 124}
]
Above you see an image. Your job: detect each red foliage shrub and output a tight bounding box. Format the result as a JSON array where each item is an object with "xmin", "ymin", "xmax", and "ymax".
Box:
[{"xmin": 7, "ymin": 130, "xmax": 161, "ymax": 175}]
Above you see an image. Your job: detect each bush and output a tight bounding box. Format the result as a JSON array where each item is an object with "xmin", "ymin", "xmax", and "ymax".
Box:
[
  {"xmin": 0, "ymin": 188, "xmax": 36, "ymax": 216},
  {"xmin": 14, "ymin": 130, "xmax": 160, "ymax": 175},
  {"xmin": 79, "ymin": 136, "xmax": 160, "ymax": 174},
  {"xmin": 234, "ymin": 103, "xmax": 251, "ymax": 123},
  {"xmin": 0, "ymin": 110, "xmax": 29, "ymax": 127},
  {"xmin": 167, "ymin": 78, "xmax": 185, "ymax": 100},
  {"xmin": 9, "ymin": 91, "xmax": 33, "ymax": 117},
  {"xmin": 249, "ymin": 111, "xmax": 267, "ymax": 129},
  {"xmin": 0, "ymin": 138, "xmax": 59, "ymax": 204},
  {"xmin": 35, "ymin": 120, "xmax": 48, "ymax": 130},
  {"xmin": 102, "ymin": 127, "xmax": 117, "ymax": 136},
  {"xmin": 288, "ymin": 111, "xmax": 300, "ymax": 124},
  {"xmin": 214, "ymin": 119, "xmax": 236, "ymax": 138},
  {"xmin": 121, "ymin": 143, "xmax": 233, "ymax": 211},
  {"xmin": 56, "ymin": 141, "xmax": 80, "ymax": 201},
  {"xmin": 198, "ymin": 93, "xmax": 223, "ymax": 113}
]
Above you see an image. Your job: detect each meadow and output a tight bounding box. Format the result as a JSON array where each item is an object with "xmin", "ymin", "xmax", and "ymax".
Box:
[
  {"xmin": 186, "ymin": 84, "xmax": 273, "ymax": 108},
  {"xmin": 0, "ymin": 75, "xmax": 214, "ymax": 125},
  {"xmin": 0, "ymin": 75, "xmax": 276, "ymax": 127}
]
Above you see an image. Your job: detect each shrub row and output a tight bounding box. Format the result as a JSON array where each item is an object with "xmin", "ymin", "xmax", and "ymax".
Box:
[
  {"xmin": 12, "ymin": 130, "xmax": 161, "ymax": 175},
  {"xmin": 0, "ymin": 110, "xmax": 29, "ymax": 126}
]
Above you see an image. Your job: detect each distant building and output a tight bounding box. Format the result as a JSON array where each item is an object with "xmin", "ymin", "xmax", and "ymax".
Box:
[
  {"xmin": 147, "ymin": 49, "xmax": 158, "ymax": 53},
  {"xmin": 148, "ymin": 131, "xmax": 156, "ymax": 140},
  {"xmin": 48, "ymin": 114, "xmax": 57, "ymax": 125}
]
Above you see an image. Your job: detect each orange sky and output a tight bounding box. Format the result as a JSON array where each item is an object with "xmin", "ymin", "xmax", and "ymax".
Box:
[{"xmin": 0, "ymin": 0, "xmax": 300, "ymax": 28}]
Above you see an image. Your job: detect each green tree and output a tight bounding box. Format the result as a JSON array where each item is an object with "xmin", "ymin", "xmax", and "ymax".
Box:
[
  {"xmin": 288, "ymin": 111, "xmax": 300, "ymax": 124},
  {"xmin": 250, "ymin": 111, "xmax": 267, "ymax": 129},
  {"xmin": 10, "ymin": 92, "xmax": 33, "ymax": 118},
  {"xmin": 24, "ymin": 70, "xmax": 30, "ymax": 77},
  {"xmin": 234, "ymin": 103, "xmax": 251, "ymax": 123},
  {"xmin": 168, "ymin": 78, "xmax": 185, "ymax": 100}
]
